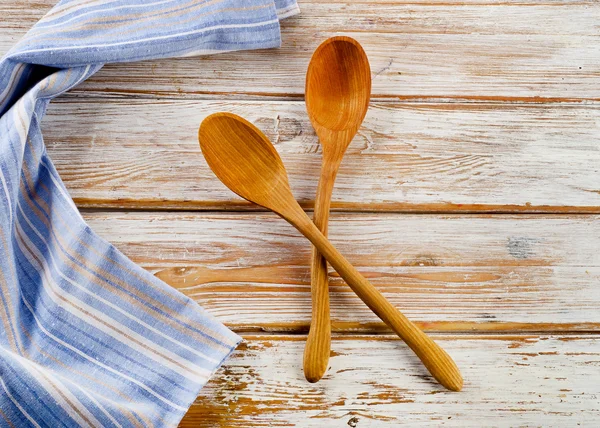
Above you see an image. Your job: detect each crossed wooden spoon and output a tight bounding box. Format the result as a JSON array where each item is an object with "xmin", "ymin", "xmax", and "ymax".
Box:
[
  {"xmin": 304, "ymin": 36, "xmax": 371, "ymax": 383},
  {"xmin": 198, "ymin": 112, "xmax": 463, "ymax": 391}
]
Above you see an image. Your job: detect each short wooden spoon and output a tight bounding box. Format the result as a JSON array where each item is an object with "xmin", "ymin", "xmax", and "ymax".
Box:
[
  {"xmin": 198, "ymin": 112, "xmax": 463, "ymax": 392},
  {"xmin": 304, "ymin": 36, "xmax": 371, "ymax": 383}
]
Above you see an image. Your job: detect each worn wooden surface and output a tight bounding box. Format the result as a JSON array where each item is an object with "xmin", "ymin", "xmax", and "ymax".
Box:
[
  {"xmin": 83, "ymin": 212, "xmax": 600, "ymax": 332},
  {"xmin": 183, "ymin": 335, "xmax": 600, "ymax": 426},
  {"xmin": 3, "ymin": 0, "xmax": 600, "ymax": 424},
  {"xmin": 43, "ymin": 99, "xmax": 600, "ymax": 211},
  {"xmin": 3, "ymin": 0, "xmax": 600, "ymax": 100}
]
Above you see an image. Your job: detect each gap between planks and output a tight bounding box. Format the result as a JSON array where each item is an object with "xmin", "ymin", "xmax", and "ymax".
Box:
[
  {"xmin": 75, "ymin": 204, "xmax": 600, "ymax": 214},
  {"xmin": 221, "ymin": 322, "xmax": 600, "ymax": 335},
  {"xmin": 54, "ymin": 92, "xmax": 600, "ymax": 104}
]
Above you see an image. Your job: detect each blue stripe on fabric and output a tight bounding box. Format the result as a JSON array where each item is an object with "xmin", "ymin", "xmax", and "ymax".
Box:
[
  {"xmin": 34, "ymin": 0, "xmax": 189, "ymax": 29},
  {"xmin": 18, "ymin": 150, "xmax": 234, "ymax": 352},
  {"xmin": 12, "ymin": 198, "xmax": 205, "ymax": 396},
  {"xmin": 13, "ymin": 23, "xmax": 283, "ymax": 67},
  {"xmin": 0, "ymin": 0, "xmax": 298, "ymax": 425},
  {"xmin": 0, "ymin": 355, "xmax": 68, "ymax": 427},
  {"xmin": 13, "ymin": 254, "xmax": 189, "ymax": 414}
]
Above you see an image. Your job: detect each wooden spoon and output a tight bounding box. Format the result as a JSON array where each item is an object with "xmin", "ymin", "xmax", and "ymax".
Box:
[
  {"xmin": 198, "ymin": 112, "xmax": 463, "ymax": 392},
  {"xmin": 304, "ymin": 36, "xmax": 371, "ymax": 382}
]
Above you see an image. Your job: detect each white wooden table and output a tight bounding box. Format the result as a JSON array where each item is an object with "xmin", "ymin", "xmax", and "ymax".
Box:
[{"xmin": 3, "ymin": 0, "xmax": 600, "ymax": 425}]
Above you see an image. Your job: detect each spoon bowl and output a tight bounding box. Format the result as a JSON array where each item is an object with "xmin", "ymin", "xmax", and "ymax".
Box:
[
  {"xmin": 306, "ymin": 36, "xmax": 371, "ymax": 134},
  {"xmin": 199, "ymin": 112, "xmax": 293, "ymax": 214}
]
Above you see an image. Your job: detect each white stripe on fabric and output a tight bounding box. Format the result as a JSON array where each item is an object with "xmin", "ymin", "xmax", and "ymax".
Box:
[
  {"xmin": 26, "ymin": 0, "xmax": 223, "ymax": 43},
  {"xmin": 0, "ymin": 375, "xmax": 42, "ymax": 428},
  {"xmin": 15, "ymin": 209, "xmax": 213, "ymax": 382},
  {"xmin": 36, "ymin": 0, "xmax": 184, "ymax": 30},
  {"xmin": 13, "ymin": 19, "xmax": 280, "ymax": 56},
  {"xmin": 43, "ymin": 0, "xmax": 149, "ymax": 22},
  {"xmin": 11, "ymin": 101, "xmax": 29, "ymax": 147},
  {"xmin": 0, "ymin": 168, "xmax": 13, "ymax": 226},
  {"xmin": 16, "ymin": 185, "xmax": 223, "ymax": 364},
  {"xmin": 17, "ymin": 291, "xmax": 188, "ymax": 412},
  {"xmin": 16, "ymin": 356, "xmax": 101, "ymax": 428},
  {"xmin": 0, "ymin": 0, "xmax": 295, "ymax": 425},
  {"xmin": 68, "ymin": 380, "xmax": 124, "ymax": 428}
]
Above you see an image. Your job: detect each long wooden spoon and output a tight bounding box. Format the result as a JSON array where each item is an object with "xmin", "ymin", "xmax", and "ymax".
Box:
[
  {"xmin": 198, "ymin": 112, "xmax": 463, "ymax": 391},
  {"xmin": 304, "ymin": 36, "xmax": 371, "ymax": 383},
  {"xmin": 199, "ymin": 113, "xmax": 464, "ymax": 391}
]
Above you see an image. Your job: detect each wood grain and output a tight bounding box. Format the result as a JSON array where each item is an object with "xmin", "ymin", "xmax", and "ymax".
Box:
[
  {"xmin": 82, "ymin": 211, "xmax": 600, "ymax": 332},
  {"xmin": 183, "ymin": 334, "xmax": 600, "ymax": 426},
  {"xmin": 6, "ymin": 0, "xmax": 599, "ymax": 423},
  {"xmin": 2, "ymin": 0, "xmax": 599, "ymax": 100},
  {"xmin": 43, "ymin": 99, "xmax": 600, "ymax": 211}
]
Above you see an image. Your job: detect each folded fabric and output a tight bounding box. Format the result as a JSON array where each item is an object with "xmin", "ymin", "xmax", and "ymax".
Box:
[{"xmin": 0, "ymin": 0, "xmax": 299, "ymax": 426}]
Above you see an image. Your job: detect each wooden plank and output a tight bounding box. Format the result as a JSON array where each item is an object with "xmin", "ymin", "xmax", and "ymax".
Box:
[
  {"xmin": 0, "ymin": 1, "xmax": 46, "ymax": 51},
  {"xmin": 44, "ymin": 99, "xmax": 600, "ymax": 211},
  {"xmin": 82, "ymin": 211, "xmax": 600, "ymax": 332},
  {"xmin": 183, "ymin": 334, "xmax": 600, "ymax": 426},
  {"xmin": 2, "ymin": 0, "xmax": 599, "ymax": 100}
]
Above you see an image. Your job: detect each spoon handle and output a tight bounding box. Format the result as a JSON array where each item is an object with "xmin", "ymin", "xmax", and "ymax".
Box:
[
  {"xmin": 303, "ymin": 165, "xmax": 337, "ymax": 382},
  {"xmin": 290, "ymin": 210, "xmax": 463, "ymax": 391}
]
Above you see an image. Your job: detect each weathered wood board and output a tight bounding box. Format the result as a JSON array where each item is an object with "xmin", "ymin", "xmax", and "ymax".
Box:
[
  {"xmin": 2, "ymin": 0, "xmax": 600, "ymax": 100},
  {"xmin": 83, "ymin": 211, "xmax": 600, "ymax": 332},
  {"xmin": 3, "ymin": 0, "xmax": 599, "ymax": 424},
  {"xmin": 183, "ymin": 334, "xmax": 600, "ymax": 426},
  {"xmin": 44, "ymin": 99, "xmax": 600, "ymax": 211}
]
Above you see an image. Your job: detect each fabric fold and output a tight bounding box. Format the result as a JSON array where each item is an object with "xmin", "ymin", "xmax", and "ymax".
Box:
[{"xmin": 0, "ymin": 0, "xmax": 298, "ymax": 426}]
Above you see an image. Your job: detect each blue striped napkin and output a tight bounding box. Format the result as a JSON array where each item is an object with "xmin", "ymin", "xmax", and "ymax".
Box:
[{"xmin": 0, "ymin": 0, "xmax": 299, "ymax": 426}]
